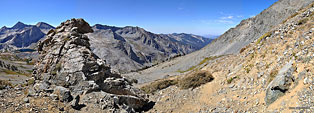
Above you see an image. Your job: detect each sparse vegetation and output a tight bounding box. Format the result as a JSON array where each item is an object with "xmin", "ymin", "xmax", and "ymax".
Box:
[
  {"xmin": 56, "ymin": 63, "xmax": 62, "ymax": 71},
  {"xmin": 22, "ymin": 77, "xmax": 35, "ymax": 87},
  {"xmin": 282, "ymin": 12, "xmax": 299, "ymax": 24},
  {"xmin": 227, "ymin": 76, "xmax": 238, "ymax": 84},
  {"xmin": 51, "ymin": 70, "xmax": 57, "ymax": 75},
  {"xmin": 3, "ymin": 69, "xmax": 31, "ymax": 77},
  {"xmin": 3, "ymin": 69, "xmax": 19, "ymax": 75},
  {"xmin": 141, "ymin": 71, "xmax": 214, "ymax": 93},
  {"xmin": 297, "ymin": 18, "xmax": 309, "ymax": 25},
  {"xmin": 240, "ymin": 47, "xmax": 246, "ymax": 53},
  {"xmin": 244, "ymin": 64, "xmax": 254, "ymax": 73},
  {"xmin": 268, "ymin": 69, "xmax": 278, "ymax": 84},
  {"xmin": 244, "ymin": 67, "xmax": 251, "ymax": 73},
  {"xmin": 177, "ymin": 71, "xmax": 214, "ymax": 89},
  {"xmin": 0, "ymin": 80, "xmax": 13, "ymax": 90},
  {"xmin": 292, "ymin": 52, "xmax": 298, "ymax": 59},
  {"xmin": 256, "ymin": 32, "xmax": 272, "ymax": 45},
  {"xmin": 141, "ymin": 79, "xmax": 177, "ymax": 94}
]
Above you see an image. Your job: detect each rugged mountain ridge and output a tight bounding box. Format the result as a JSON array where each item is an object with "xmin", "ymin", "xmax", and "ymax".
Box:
[
  {"xmin": 88, "ymin": 24, "xmax": 212, "ymax": 73},
  {"xmin": 0, "ymin": 22, "xmax": 54, "ymax": 51}
]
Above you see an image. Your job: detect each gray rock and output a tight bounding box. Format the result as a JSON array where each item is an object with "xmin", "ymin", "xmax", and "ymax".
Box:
[
  {"xmin": 257, "ymin": 72, "xmax": 264, "ymax": 78},
  {"xmin": 23, "ymin": 98, "xmax": 29, "ymax": 103},
  {"xmin": 53, "ymin": 86, "xmax": 73, "ymax": 103},
  {"xmin": 49, "ymin": 93, "xmax": 58, "ymax": 100},
  {"xmin": 265, "ymin": 61, "xmax": 295, "ymax": 105},
  {"xmin": 33, "ymin": 82, "xmax": 49, "ymax": 92},
  {"xmin": 71, "ymin": 95, "xmax": 80, "ymax": 109}
]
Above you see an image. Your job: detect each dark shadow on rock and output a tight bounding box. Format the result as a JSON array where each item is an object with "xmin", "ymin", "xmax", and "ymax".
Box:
[
  {"xmin": 72, "ymin": 104, "xmax": 86, "ymax": 110},
  {"xmin": 137, "ymin": 101, "xmax": 155, "ymax": 112}
]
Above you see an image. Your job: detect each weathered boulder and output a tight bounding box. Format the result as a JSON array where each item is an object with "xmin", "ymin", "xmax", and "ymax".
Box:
[
  {"xmin": 54, "ymin": 86, "xmax": 73, "ymax": 103},
  {"xmin": 31, "ymin": 18, "xmax": 149, "ymax": 112},
  {"xmin": 265, "ymin": 61, "xmax": 295, "ymax": 105}
]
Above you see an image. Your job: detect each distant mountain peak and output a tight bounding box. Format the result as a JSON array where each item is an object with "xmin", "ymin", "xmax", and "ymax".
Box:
[
  {"xmin": 35, "ymin": 22, "xmax": 54, "ymax": 29},
  {"xmin": 12, "ymin": 21, "xmax": 28, "ymax": 29},
  {"xmin": 0, "ymin": 26, "xmax": 7, "ymax": 30}
]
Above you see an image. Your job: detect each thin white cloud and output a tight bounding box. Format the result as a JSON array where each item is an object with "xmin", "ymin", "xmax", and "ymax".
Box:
[
  {"xmin": 221, "ymin": 16, "xmax": 233, "ymax": 19},
  {"xmin": 237, "ymin": 15, "xmax": 243, "ymax": 18},
  {"xmin": 200, "ymin": 13, "xmax": 245, "ymax": 25},
  {"xmin": 218, "ymin": 20, "xmax": 234, "ymax": 24}
]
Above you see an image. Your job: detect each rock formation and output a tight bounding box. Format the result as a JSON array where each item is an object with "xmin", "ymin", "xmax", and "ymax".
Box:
[{"xmin": 31, "ymin": 18, "xmax": 149, "ymax": 112}]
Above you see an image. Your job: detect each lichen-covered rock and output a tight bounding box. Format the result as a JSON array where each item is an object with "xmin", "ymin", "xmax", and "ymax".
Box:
[
  {"xmin": 265, "ymin": 61, "xmax": 295, "ymax": 105},
  {"xmin": 31, "ymin": 18, "xmax": 149, "ymax": 112}
]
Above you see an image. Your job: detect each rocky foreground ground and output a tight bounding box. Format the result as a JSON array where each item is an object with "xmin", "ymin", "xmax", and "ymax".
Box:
[{"xmin": 142, "ymin": 3, "xmax": 314, "ymax": 113}]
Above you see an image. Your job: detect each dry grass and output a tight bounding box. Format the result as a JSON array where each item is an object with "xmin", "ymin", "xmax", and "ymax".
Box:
[
  {"xmin": 227, "ymin": 76, "xmax": 238, "ymax": 84},
  {"xmin": 3, "ymin": 69, "xmax": 31, "ymax": 77},
  {"xmin": 297, "ymin": 18, "xmax": 309, "ymax": 25},
  {"xmin": 268, "ymin": 69, "xmax": 278, "ymax": 84},
  {"xmin": 22, "ymin": 78, "xmax": 35, "ymax": 87},
  {"xmin": 141, "ymin": 79, "xmax": 177, "ymax": 94},
  {"xmin": 141, "ymin": 71, "xmax": 214, "ymax": 93},
  {"xmin": 256, "ymin": 32, "xmax": 272, "ymax": 45},
  {"xmin": 177, "ymin": 71, "xmax": 214, "ymax": 89},
  {"xmin": 240, "ymin": 47, "xmax": 246, "ymax": 53},
  {"xmin": 0, "ymin": 80, "xmax": 13, "ymax": 90},
  {"xmin": 281, "ymin": 12, "xmax": 299, "ymax": 24}
]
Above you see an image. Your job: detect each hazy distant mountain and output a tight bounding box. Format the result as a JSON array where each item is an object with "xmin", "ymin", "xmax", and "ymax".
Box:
[
  {"xmin": 88, "ymin": 24, "xmax": 212, "ymax": 73},
  {"xmin": 202, "ymin": 34, "xmax": 219, "ymax": 39},
  {"xmin": 0, "ymin": 22, "xmax": 54, "ymax": 51}
]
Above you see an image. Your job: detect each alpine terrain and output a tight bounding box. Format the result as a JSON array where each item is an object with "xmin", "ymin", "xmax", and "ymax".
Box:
[{"xmin": 0, "ymin": 0, "xmax": 314, "ymax": 113}]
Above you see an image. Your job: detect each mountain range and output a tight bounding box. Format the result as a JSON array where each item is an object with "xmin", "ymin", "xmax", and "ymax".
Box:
[
  {"xmin": 0, "ymin": 22, "xmax": 212, "ymax": 73},
  {"xmin": 0, "ymin": 22, "xmax": 55, "ymax": 51}
]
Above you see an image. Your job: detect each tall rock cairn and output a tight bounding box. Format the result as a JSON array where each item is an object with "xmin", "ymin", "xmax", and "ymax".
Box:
[{"xmin": 31, "ymin": 18, "xmax": 149, "ymax": 112}]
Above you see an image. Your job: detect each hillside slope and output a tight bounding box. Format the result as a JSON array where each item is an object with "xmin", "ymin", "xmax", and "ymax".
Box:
[
  {"xmin": 144, "ymin": 3, "xmax": 314, "ymax": 112},
  {"xmin": 125, "ymin": 0, "xmax": 314, "ymax": 84}
]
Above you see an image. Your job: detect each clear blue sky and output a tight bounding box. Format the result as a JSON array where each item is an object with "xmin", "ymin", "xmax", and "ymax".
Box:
[{"xmin": 0, "ymin": 0, "xmax": 277, "ymax": 35}]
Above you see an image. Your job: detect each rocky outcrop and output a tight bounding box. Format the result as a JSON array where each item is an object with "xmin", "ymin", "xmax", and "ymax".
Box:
[
  {"xmin": 88, "ymin": 25, "xmax": 212, "ymax": 73},
  {"xmin": 31, "ymin": 18, "xmax": 149, "ymax": 112}
]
